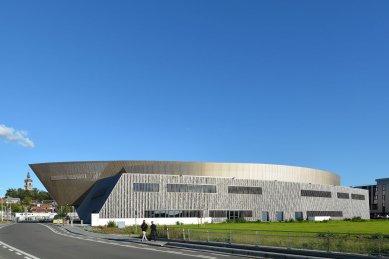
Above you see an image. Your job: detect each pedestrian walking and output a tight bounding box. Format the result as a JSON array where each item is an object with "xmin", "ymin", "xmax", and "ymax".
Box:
[
  {"xmin": 150, "ymin": 221, "xmax": 157, "ymax": 241},
  {"xmin": 141, "ymin": 220, "xmax": 148, "ymax": 242}
]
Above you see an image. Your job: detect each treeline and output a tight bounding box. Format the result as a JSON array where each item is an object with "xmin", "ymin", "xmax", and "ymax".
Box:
[{"xmin": 5, "ymin": 188, "xmax": 51, "ymax": 202}]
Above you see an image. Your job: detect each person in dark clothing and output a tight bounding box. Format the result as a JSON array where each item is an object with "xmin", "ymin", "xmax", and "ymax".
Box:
[
  {"xmin": 150, "ymin": 221, "xmax": 157, "ymax": 241},
  {"xmin": 141, "ymin": 220, "xmax": 148, "ymax": 242}
]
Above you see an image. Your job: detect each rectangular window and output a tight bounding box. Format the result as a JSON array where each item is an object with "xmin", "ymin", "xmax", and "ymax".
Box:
[
  {"xmin": 261, "ymin": 211, "xmax": 269, "ymax": 222},
  {"xmin": 337, "ymin": 192, "xmax": 349, "ymax": 199},
  {"xmin": 228, "ymin": 186, "xmax": 262, "ymax": 194},
  {"xmin": 167, "ymin": 184, "xmax": 216, "ymax": 193},
  {"xmin": 276, "ymin": 211, "xmax": 284, "ymax": 221},
  {"xmin": 133, "ymin": 183, "xmax": 159, "ymax": 192},
  {"xmin": 301, "ymin": 190, "xmax": 331, "ymax": 198},
  {"xmin": 209, "ymin": 210, "xmax": 252, "ymax": 218},
  {"xmin": 307, "ymin": 211, "xmax": 343, "ymax": 217},
  {"xmin": 351, "ymin": 194, "xmax": 365, "ymax": 200},
  {"xmin": 209, "ymin": 210, "xmax": 227, "ymax": 218},
  {"xmin": 295, "ymin": 211, "xmax": 303, "ymax": 220}
]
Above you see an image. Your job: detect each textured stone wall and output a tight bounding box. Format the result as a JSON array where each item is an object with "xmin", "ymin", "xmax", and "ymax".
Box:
[{"xmin": 99, "ymin": 174, "xmax": 369, "ymax": 221}]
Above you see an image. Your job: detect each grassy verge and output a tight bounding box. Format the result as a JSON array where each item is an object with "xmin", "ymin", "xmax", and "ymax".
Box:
[
  {"xmin": 90, "ymin": 220, "xmax": 389, "ymax": 255},
  {"xmin": 91, "ymin": 220, "xmax": 389, "ymax": 236},
  {"xmin": 178, "ymin": 220, "xmax": 389, "ymax": 234}
]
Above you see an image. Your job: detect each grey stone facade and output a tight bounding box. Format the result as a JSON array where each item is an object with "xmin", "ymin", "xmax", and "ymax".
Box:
[{"xmin": 98, "ymin": 173, "xmax": 369, "ymax": 221}]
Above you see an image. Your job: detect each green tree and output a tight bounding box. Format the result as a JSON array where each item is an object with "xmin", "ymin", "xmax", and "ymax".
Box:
[
  {"xmin": 22, "ymin": 196, "xmax": 32, "ymax": 206},
  {"xmin": 5, "ymin": 188, "xmax": 51, "ymax": 201},
  {"xmin": 57, "ymin": 205, "xmax": 71, "ymax": 218},
  {"xmin": 10, "ymin": 204, "xmax": 24, "ymax": 213}
]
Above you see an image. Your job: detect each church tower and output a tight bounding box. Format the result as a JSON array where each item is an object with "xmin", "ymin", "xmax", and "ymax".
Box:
[{"xmin": 24, "ymin": 172, "xmax": 33, "ymax": 191}]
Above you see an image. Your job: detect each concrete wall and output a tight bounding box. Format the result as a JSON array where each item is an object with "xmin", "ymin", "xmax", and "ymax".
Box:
[{"xmin": 98, "ymin": 174, "xmax": 369, "ymax": 222}]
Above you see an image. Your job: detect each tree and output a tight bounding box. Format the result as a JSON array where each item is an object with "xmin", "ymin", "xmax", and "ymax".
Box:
[
  {"xmin": 10, "ymin": 204, "xmax": 23, "ymax": 213},
  {"xmin": 5, "ymin": 188, "xmax": 51, "ymax": 201},
  {"xmin": 22, "ymin": 196, "xmax": 32, "ymax": 206},
  {"xmin": 57, "ymin": 205, "xmax": 71, "ymax": 218}
]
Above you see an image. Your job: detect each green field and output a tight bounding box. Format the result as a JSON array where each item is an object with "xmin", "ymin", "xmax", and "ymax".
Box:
[
  {"xmin": 175, "ymin": 220, "xmax": 389, "ymax": 234},
  {"xmin": 92, "ymin": 220, "xmax": 389, "ymax": 255}
]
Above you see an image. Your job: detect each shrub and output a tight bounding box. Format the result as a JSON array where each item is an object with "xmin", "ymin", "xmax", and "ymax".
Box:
[
  {"xmin": 351, "ymin": 216, "xmax": 365, "ymax": 222},
  {"xmin": 107, "ymin": 220, "xmax": 117, "ymax": 228},
  {"xmin": 236, "ymin": 217, "xmax": 247, "ymax": 223}
]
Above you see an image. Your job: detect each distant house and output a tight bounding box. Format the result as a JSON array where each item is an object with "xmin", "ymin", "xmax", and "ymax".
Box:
[
  {"xmin": 4, "ymin": 197, "xmax": 21, "ymax": 204},
  {"xmin": 31, "ymin": 203, "xmax": 55, "ymax": 213}
]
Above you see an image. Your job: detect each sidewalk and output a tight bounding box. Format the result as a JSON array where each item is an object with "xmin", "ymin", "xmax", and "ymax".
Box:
[
  {"xmin": 58, "ymin": 224, "xmax": 387, "ymax": 259},
  {"xmin": 59, "ymin": 224, "xmax": 167, "ymax": 247}
]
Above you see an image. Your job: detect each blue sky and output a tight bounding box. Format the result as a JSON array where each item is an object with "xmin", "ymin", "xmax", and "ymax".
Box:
[{"xmin": 0, "ymin": 1, "xmax": 388, "ymax": 196}]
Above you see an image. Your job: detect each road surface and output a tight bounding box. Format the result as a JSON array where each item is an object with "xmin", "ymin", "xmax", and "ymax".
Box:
[{"xmin": 0, "ymin": 223, "xmax": 248, "ymax": 259}]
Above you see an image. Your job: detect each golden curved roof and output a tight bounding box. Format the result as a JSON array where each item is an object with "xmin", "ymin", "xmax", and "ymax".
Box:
[{"xmin": 30, "ymin": 160, "xmax": 340, "ymax": 205}]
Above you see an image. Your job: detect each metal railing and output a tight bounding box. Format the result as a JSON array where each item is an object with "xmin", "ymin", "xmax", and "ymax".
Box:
[{"xmin": 157, "ymin": 227, "xmax": 389, "ymax": 256}]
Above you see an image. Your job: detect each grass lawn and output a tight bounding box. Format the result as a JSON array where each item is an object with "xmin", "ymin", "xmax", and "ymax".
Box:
[
  {"xmin": 175, "ymin": 220, "xmax": 389, "ymax": 234},
  {"xmin": 92, "ymin": 220, "xmax": 389, "ymax": 236}
]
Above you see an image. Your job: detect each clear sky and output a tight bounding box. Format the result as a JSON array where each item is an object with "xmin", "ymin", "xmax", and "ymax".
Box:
[{"xmin": 0, "ymin": 1, "xmax": 388, "ymax": 196}]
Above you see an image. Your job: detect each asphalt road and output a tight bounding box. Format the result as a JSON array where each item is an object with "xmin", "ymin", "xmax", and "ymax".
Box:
[{"xmin": 0, "ymin": 223, "xmax": 247, "ymax": 259}]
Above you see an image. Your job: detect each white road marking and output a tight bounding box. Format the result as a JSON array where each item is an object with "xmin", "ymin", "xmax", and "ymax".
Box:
[
  {"xmin": 0, "ymin": 241, "xmax": 40, "ymax": 259},
  {"xmin": 39, "ymin": 223, "xmax": 216, "ymax": 259},
  {"xmin": 16, "ymin": 252, "xmax": 22, "ymax": 255}
]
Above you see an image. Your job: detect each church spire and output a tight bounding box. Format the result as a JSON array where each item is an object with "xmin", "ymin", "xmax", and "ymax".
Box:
[{"xmin": 24, "ymin": 172, "xmax": 33, "ymax": 191}]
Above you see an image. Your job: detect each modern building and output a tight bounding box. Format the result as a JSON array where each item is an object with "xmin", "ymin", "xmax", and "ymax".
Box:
[
  {"xmin": 354, "ymin": 178, "xmax": 389, "ymax": 218},
  {"xmin": 29, "ymin": 161, "xmax": 369, "ymax": 226}
]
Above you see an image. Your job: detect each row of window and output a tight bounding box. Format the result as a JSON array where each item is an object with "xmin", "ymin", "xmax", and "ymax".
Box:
[
  {"xmin": 133, "ymin": 183, "xmax": 262, "ymax": 194},
  {"xmin": 144, "ymin": 210, "xmax": 203, "ymax": 218},
  {"xmin": 302, "ymin": 190, "xmax": 365, "ymax": 200},
  {"xmin": 143, "ymin": 210, "xmax": 344, "ymax": 220},
  {"xmin": 209, "ymin": 210, "xmax": 253, "ymax": 218},
  {"xmin": 133, "ymin": 184, "xmax": 364, "ymax": 200},
  {"xmin": 167, "ymin": 184, "xmax": 217, "ymax": 193}
]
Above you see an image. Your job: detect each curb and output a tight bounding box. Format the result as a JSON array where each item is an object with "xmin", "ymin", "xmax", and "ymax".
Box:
[
  {"xmin": 165, "ymin": 240, "xmax": 387, "ymax": 259},
  {"xmin": 56, "ymin": 225, "xmax": 388, "ymax": 259}
]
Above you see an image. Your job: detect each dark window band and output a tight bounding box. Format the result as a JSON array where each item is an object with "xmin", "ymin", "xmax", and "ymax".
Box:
[
  {"xmin": 351, "ymin": 194, "xmax": 365, "ymax": 200},
  {"xmin": 228, "ymin": 186, "xmax": 262, "ymax": 194},
  {"xmin": 337, "ymin": 192, "xmax": 349, "ymax": 199},
  {"xmin": 167, "ymin": 184, "xmax": 216, "ymax": 193},
  {"xmin": 307, "ymin": 211, "xmax": 343, "ymax": 217},
  {"xmin": 144, "ymin": 210, "xmax": 203, "ymax": 218},
  {"xmin": 301, "ymin": 190, "xmax": 331, "ymax": 198},
  {"xmin": 133, "ymin": 183, "xmax": 159, "ymax": 192}
]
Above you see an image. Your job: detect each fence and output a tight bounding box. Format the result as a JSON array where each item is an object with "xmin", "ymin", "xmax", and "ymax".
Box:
[{"xmin": 157, "ymin": 227, "xmax": 389, "ymax": 256}]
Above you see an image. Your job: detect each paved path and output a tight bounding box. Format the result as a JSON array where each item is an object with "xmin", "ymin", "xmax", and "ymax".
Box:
[{"xmin": 0, "ymin": 223, "xmax": 248, "ymax": 259}]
